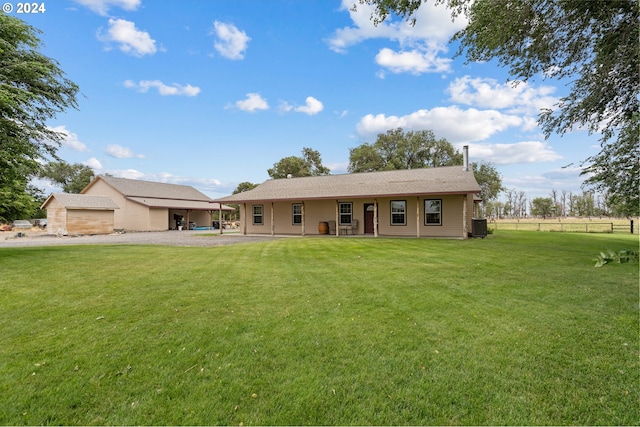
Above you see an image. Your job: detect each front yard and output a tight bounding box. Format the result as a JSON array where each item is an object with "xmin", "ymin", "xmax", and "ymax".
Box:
[{"xmin": 0, "ymin": 231, "xmax": 637, "ymax": 425}]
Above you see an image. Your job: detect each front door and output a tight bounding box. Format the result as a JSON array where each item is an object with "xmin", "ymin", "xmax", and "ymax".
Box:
[{"xmin": 364, "ymin": 204, "xmax": 375, "ymax": 234}]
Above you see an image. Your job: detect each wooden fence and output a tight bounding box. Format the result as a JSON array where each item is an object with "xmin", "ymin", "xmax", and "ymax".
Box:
[{"xmin": 490, "ymin": 220, "xmax": 636, "ymax": 234}]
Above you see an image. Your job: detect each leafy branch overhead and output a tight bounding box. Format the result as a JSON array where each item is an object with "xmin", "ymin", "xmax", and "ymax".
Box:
[
  {"xmin": 358, "ymin": 0, "xmax": 639, "ymax": 216},
  {"xmin": 0, "ymin": 14, "xmax": 80, "ymax": 221}
]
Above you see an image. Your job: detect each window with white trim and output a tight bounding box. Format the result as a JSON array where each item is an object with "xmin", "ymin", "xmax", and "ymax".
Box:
[
  {"xmin": 252, "ymin": 204, "xmax": 264, "ymax": 225},
  {"xmin": 424, "ymin": 199, "xmax": 442, "ymax": 225},
  {"xmin": 339, "ymin": 202, "xmax": 352, "ymax": 225},
  {"xmin": 391, "ymin": 200, "xmax": 406, "ymax": 225},
  {"xmin": 292, "ymin": 203, "xmax": 302, "ymax": 225}
]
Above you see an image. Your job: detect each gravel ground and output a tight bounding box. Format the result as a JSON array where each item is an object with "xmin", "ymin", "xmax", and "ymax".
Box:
[{"xmin": 0, "ymin": 229, "xmax": 288, "ymax": 248}]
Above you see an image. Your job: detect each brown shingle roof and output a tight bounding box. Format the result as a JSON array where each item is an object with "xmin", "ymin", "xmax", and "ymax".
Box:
[
  {"xmin": 42, "ymin": 193, "xmax": 120, "ymax": 210},
  {"xmin": 216, "ymin": 166, "xmax": 481, "ymax": 203},
  {"xmin": 95, "ymin": 175, "xmax": 213, "ymax": 201}
]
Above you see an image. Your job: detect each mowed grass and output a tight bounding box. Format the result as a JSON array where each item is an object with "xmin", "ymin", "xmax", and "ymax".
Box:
[{"xmin": 0, "ymin": 232, "xmax": 638, "ymax": 425}]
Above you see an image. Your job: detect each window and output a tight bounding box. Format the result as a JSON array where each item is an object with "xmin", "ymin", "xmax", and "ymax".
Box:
[
  {"xmin": 252, "ymin": 204, "xmax": 263, "ymax": 225},
  {"xmin": 292, "ymin": 203, "xmax": 302, "ymax": 225},
  {"xmin": 391, "ymin": 200, "xmax": 406, "ymax": 225},
  {"xmin": 425, "ymin": 199, "xmax": 442, "ymax": 225},
  {"xmin": 339, "ymin": 202, "xmax": 352, "ymax": 225}
]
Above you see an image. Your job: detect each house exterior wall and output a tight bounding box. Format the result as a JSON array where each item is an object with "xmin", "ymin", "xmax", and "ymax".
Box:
[
  {"xmin": 84, "ymin": 179, "xmax": 168, "ymax": 231},
  {"xmin": 148, "ymin": 208, "xmax": 169, "ymax": 231},
  {"xmin": 45, "ymin": 197, "xmax": 67, "ymax": 234},
  {"xmin": 240, "ymin": 194, "xmax": 470, "ymax": 238},
  {"xmin": 66, "ymin": 210, "xmax": 114, "ymax": 235}
]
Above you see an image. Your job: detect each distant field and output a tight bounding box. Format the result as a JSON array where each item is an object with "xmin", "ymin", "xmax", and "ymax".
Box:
[
  {"xmin": 491, "ymin": 217, "xmax": 639, "ymax": 234},
  {"xmin": 0, "ymin": 231, "xmax": 637, "ymax": 425}
]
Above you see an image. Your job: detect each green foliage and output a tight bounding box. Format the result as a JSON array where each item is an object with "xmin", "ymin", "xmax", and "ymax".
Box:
[
  {"xmin": 233, "ymin": 181, "xmax": 258, "ymax": 194},
  {"xmin": 39, "ymin": 161, "xmax": 94, "ymax": 193},
  {"xmin": 348, "ymin": 128, "xmax": 462, "ymax": 172},
  {"xmin": 530, "ymin": 197, "xmax": 554, "ymax": 219},
  {"xmin": 268, "ymin": 147, "xmax": 330, "ymax": 179},
  {"xmin": 471, "ymin": 161, "xmax": 503, "ymax": 202},
  {"xmin": 361, "ymin": 0, "xmax": 639, "ymax": 218},
  {"xmin": 0, "ymin": 232, "xmax": 637, "ymax": 425},
  {"xmin": 594, "ymin": 248, "xmax": 639, "ymax": 267},
  {"xmin": 0, "ymin": 14, "xmax": 79, "ymax": 220}
]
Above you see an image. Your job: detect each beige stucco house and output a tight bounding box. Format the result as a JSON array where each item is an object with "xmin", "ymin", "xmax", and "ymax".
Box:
[
  {"xmin": 215, "ymin": 165, "xmax": 482, "ymax": 239},
  {"xmin": 42, "ymin": 176, "xmax": 234, "ymax": 234},
  {"xmin": 80, "ymin": 175, "xmax": 234, "ymax": 232},
  {"xmin": 41, "ymin": 193, "xmax": 119, "ymax": 235}
]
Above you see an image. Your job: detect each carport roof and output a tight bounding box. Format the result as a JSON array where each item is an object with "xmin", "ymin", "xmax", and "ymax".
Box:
[
  {"xmin": 126, "ymin": 197, "xmax": 233, "ymax": 211},
  {"xmin": 83, "ymin": 175, "xmax": 234, "ymax": 211},
  {"xmin": 41, "ymin": 193, "xmax": 120, "ymax": 210},
  {"xmin": 89, "ymin": 175, "xmax": 213, "ymax": 201}
]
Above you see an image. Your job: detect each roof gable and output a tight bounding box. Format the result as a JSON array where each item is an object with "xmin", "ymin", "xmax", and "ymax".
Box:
[
  {"xmin": 216, "ymin": 166, "xmax": 481, "ymax": 203},
  {"xmin": 42, "ymin": 193, "xmax": 120, "ymax": 210},
  {"xmin": 85, "ymin": 175, "xmax": 212, "ymax": 202}
]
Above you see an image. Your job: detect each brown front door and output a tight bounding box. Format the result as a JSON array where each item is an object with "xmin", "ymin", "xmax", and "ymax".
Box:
[{"xmin": 364, "ymin": 204, "xmax": 375, "ymax": 234}]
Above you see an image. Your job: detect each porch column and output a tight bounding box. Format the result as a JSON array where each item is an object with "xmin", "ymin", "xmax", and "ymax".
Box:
[
  {"xmin": 270, "ymin": 202, "xmax": 275, "ymax": 236},
  {"xmin": 301, "ymin": 201, "xmax": 305, "ymax": 236},
  {"xmin": 462, "ymin": 194, "xmax": 467, "ymax": 239},
  {"xmin": 416, "ymin": 197, "xmax": 420, "ymax": 238},
  {"xmin": 335, "ymin": 200, "xmax": 340, "ymax": 236},
  {"xmin": 373, "ymin": 199, "xmax": 378, "ymax": 238},
  {"xmin": 242, "ymin": 203, "xmax": 247, "ymax": 235},
  {"xmin": 186, "ymin": 210, "xmax": 191, "ymax": 231},
  {"xmin": 219, "ymin": 206, "xmax": 223, "ymax": 235},
  {"xmin": 209, "ymin": 210, "xmax": 213, "ymax": 231}
]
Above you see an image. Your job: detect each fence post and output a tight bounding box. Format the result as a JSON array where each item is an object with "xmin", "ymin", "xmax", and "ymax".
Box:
[
  {"xmin": 631, "ymin": 220, "xmax": 634, "ymax": 234},
  {"xmin": 611, "ymin": 223, "xmax": 614, "ymax": 233}
]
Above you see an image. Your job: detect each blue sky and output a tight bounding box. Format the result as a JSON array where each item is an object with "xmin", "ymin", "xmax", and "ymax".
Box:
[{"xmin": 18, "ymin": 0, "xmax": 600, "ymax": 200}]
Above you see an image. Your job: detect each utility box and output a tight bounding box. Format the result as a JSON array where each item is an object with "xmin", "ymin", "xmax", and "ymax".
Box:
[{"xmin": 472, "ymin": 218, "xmax": 488, "ymax": 238}]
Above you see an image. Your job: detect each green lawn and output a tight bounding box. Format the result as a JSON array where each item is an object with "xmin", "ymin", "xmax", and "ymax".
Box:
[{"xmin": 0, "ymin": 231, "xmax": 638, "ymax": 425}]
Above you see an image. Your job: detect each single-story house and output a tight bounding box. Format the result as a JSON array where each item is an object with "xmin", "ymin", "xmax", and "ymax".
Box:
[
  {"xmin": 215, "ymin": 164, "xmax": 482, "ymax": 239},
  {"xmin": 79, "ymin": 175, "xmax": 234, "ymax": 232},
  {"xmin": 41, "ymin": 193, "xmax": 120, "ymax": 235}
]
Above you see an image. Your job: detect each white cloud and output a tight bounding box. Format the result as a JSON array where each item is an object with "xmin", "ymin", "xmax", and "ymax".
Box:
[
  {"xmin": 327, "ymin": 0, "xmax": 466, "ymax": 74},
  {"xmin": 108, "ymin": 169, "xmax": 146, "ymax": 180},
  {"xmin": 73, "ymin": 0, "xmax": 140, "ymax": 16},
  {"xmin": 99, "ymin": 18, "xmax": 157, "ymax": 57},
  {"xmin": 83, "ymin": 157, "xmax": 103, "ymax": 170},
  {"xmin": 124, "ymin": 80, "xmax": 201, "ymax": 96},
  {"xmin": 229, "ymin": 93, "xmax": 269, "ymax": 112},
  {"xmin": 375, "ymin": 47, "xmax": 451, "ymax": 75},
  {"xmin": 294, "ymin": 96, "xmax": 324, "ymax": 115},
  {"xmin": 466, "ymin": 141, "xmax": 563, "ymax": 165},
  {"xmin": 106, "ymin": 144, "xmax": 145, "ymax": 159},
  {"xmin": 356, "ymin": 106, "xmax": 523, "ymax": 143},
  {"xmin": 447, "ymin": 76, "xmax": 558, "ymax": 115},
  {"xmin": 212, "ymin": 21, "xmax": 250, "ymax": 60},
  {"xmin": 50, "ymin": 125, "xmax": 89, "ymax": 152}
]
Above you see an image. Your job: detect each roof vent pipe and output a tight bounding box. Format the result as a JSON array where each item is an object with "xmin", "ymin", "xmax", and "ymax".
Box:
[{"xmin": 463, "ymin": 145, "xmax": 469, "ymax": 172}]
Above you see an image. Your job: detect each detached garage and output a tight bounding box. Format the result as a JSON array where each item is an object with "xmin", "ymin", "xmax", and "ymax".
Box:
[{"xmin": 41, "ymin": 193, "xmax": 119, "ymax": 235}]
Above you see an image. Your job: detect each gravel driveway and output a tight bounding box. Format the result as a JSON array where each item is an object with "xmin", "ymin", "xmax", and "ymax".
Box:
[{"xmin": 0, "ymin": 230, "xmax": 287, "ymax": 248}]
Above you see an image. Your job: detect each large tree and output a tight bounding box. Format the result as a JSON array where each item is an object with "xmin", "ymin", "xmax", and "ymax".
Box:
[
  {"xmin": 348, "ymin": 128, "xmax": 462, "ymax": 172},
  {"xmin": 358, "ymin": 0, "xmax": 639, "ymax": 216},
  {"xmin": 39, "ymin": 161, "xmax": 94, "ymax": 193},
  {"xmin": 0, "ymin": 14, "xmax": 80, "ymax": 220},
  {"xmin": 471, "ymin": 161, "xmax": 504, "ymax": 204},
  {"xmin": 268, "ymin": 147, "xmax": 330, "ymax": 179}
]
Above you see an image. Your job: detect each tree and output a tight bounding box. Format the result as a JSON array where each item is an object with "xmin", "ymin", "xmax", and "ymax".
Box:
[
  {"xmin": 0, "ymin": 14, "xmax": 80, "ymax": 220},
  {"xmin": 530, "ymin": 197, "xmax": 553, "ymax": 219},
  {"xmin": 358, "ymin": 0, "xmax": 639, "ymax": 216},
  {"xmin": 268, "ymin": 147, "xmax": 330, "ymax": 179},
  {"xmin": 348, "ymin": 128, "xmax": 462, "ymax": 172},
  {"xmin": 233, "ymin": 182, "xmax": 258, "ymax": 194},
  {"xmin": 39, "ymin": 161, "xmax": 94, "ymax": 193},
  {"xmin": 471, "ymin": 161, "xmax": 503, "ymax": 204}
]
